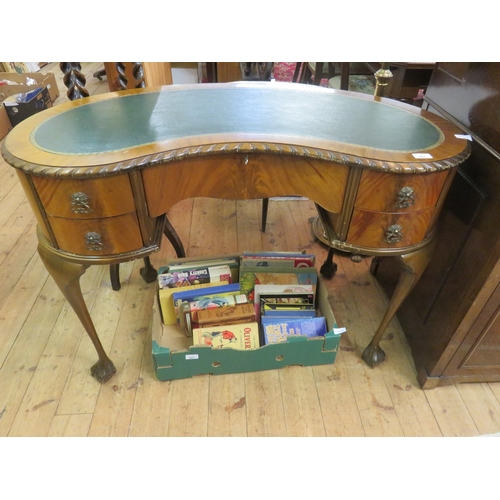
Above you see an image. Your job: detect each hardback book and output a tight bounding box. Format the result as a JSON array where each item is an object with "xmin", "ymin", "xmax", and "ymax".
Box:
[
  {"xmin": 159, "ymin": 257, "xmax": 240, "ymax": 283},
  {"xmin": 192, "ymin": 322, "xmax": 261, "ymax": 350},
  {"xmin": 261, "ymin": 307, "xmax": 317, "ymax": 319},
  {"xmin": 197, "ymin": 302, "xmax": 256, "ymax": 327},
  {"xmin": 180, "ymin": 293, "xmax": 249, "ymax": 335},
  {"xmin": 172, "ymin": 283, "xmax": 241, "ymax": 324},
  {"xmin": 158, "ymin": 264, "xmax": 232, "ymax": 289},
  {"xmin": 241, "ymin": 252, "xmax": 315, "ymax": 269},
  {"xmin": 253, "ymin": 284, "xmax": 315, "ymax": 319},
  {"xmin": 261, "ymin": 317, "xmax": 327, "ymax": 344},
  {"xmin": 158, "ymin": 280, "xmax": 228, "ymax": 325},
  {"xmin": 239, "ymin": 267, "xmax": 318, "ymax": 300}
]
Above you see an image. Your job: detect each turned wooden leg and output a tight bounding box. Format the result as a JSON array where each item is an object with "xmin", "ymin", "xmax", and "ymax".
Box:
[
  {"xmin": 59, "ymin": 63, "xmax": 90, "ymax": 101},
  {"xmin": 261, "ymin": 198, "xmax": 269, "ymax": 232},
  {"xmin": 111, "ymin": 214, "xmax": 184, "ymax": 292},
  {"xmin": 163, "ymin": 214, "xmax": 186, "ymax": 258},
  {"xmin": 140, "ymin": 256, "xmax": 157, "ymax": 283},
  {"xmin": 110, "ymin": 257, "xmax": 156, "ymax": 291},
  {"xmin": 370, "ymin": 256, "xmax": 382, "ymax": 276},
  {"xmin": 110, "ymin": 264, "xmax": 121, "ymax": 291},
  {"xmin": 37, "ymin": 242, "xmax": 117, "ymax": 383},
  {"xmin": 320, "ymin": 247, "xmax": 338, "ymax": 279},
  {"xmin": 362, "ymin": 238, "xmax": 437, "ymax": 368}
]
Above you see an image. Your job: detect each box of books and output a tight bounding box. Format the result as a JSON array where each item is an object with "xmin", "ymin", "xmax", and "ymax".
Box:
[{"xmin": 151, "ymin": 253, "xmax": 343, "ymax": 381}]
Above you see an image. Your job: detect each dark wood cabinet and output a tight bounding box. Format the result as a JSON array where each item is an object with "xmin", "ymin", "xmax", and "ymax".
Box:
[{"xmin": 374, "ymin": 63, "xmax": 500, "ymax": 388}]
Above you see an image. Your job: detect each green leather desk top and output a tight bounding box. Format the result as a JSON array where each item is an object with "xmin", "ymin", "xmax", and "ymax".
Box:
[
  {"xmin": 2, "ymin": 82, "xmax": 471, "ymax": 176},
  {"xmin": 33, "ymin": 85, "xmax": 441, "ymax": 154}
]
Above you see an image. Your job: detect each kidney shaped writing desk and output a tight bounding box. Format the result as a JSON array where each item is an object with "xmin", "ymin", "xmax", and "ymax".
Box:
[{"xmin": 1, "ymin": 82, "xmax": 470, "ymax": 383}]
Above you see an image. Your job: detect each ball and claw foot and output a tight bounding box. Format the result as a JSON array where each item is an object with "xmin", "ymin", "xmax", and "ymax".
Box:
[
  {"xmin": 91, "ymin": 358, "xmax": 117, "ymax": 383},
  {"xmin": 361, "ymin": 344, "xmax": 386, "ymax": 368}
]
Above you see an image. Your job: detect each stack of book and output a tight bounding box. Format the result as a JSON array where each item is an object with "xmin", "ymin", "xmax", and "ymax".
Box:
[
  {"xmin": 156, "ymin": 251, "xmax": 328, "ymax": 351},
  {"xmin": 239, "ymin": 251, "xmax": 327, "ymax": 345},
  {"xmin": 157, "ymin": 257, "xmax": 239, "ymax": 325}
]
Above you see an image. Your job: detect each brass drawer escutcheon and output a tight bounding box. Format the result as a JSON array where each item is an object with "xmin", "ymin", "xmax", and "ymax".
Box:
[
  {"xmin": 396, "ymin": 186, "xmax": 415, "ymax": 208},
  {"xmin": 385, "ymin": 224, "xmax": 403, "ymax": 243},
  {"xmin": 85, "ymin": 231, "xmax": 104, "ymax": 251},
  {"xmin": 71, "ymin": 192, "xmax": 92, "ymax": 214}
]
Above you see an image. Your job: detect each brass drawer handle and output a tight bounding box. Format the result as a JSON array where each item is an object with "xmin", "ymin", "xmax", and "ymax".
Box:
[
  {"xmin": 396, "ymin": 186, "xmax": 415, "ymax": 208},
  {"xmin": 385, "ymin": 224, "xmax": 403, "ymax": 244},
  {"xmin": 71, "ymin": 192, "xmax": 92, "ymax": 214},
  {"xmin": 85, "ymin": 232, "xmax": 104, "ymax": 251}
]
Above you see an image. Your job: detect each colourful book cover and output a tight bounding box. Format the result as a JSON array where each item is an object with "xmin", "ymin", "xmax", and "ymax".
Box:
[
  {"xmin": 197, "ymin": 303, "xmax": 256, "ymax": 327},
  {"xmin": 253, "ymin": 284, "xmax": 315, "ymax": 318},
  {"xmin": 159, "ymin": 257, "xmax": 239, "ymax": 283},
  {"xmin": 239, "ymin": 268, "xmax": 317, "ymax": 301},
  {"xmin": 158, "ymin": 265, "xmax": 232, "ymax": 289},
  {"xmin": 158, "ymin": 280, "xmax": 228, "ymax": 325},
  {"xmin": 241, "ymin": 252, "xmax": 315, "ymax": 269},
  {"xmin": 261, "ymin": 317, "xmax": 327, "ymax": 344},
  {"xmin": 192, "ymin": 322, "xmax": 261, "ymax": 350},
  {"xmin": 172, "ymin": 283, "xmax": 242, "ymax": 326},
  {"xmin": 181, "ymin": 293, "xmax": 249, "ymax": 334},
  {"xmin": 261, "ymin": 308, "xmax": 317, "ymax": 319},
  {"xmin": 163, "ymin": 257, "xmax": 239, "ymax": 272}
]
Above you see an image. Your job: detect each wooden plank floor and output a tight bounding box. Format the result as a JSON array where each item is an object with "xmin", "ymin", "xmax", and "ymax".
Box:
[{"xmin": 2, "ymin": 62, "xmax": 500, "ymax": 437}]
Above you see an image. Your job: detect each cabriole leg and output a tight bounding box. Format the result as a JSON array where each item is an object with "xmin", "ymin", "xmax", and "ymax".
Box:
[
  {"xmin": 37, "ymin": 242, "xmax": 117, "ymax": 383},
  {"xmin": 362, "ymin": 239, "xmax": 437, "ymax": 367},
  {"xmin": 163, "ymin": 214, "xmax": 186, "ymax": 258}
]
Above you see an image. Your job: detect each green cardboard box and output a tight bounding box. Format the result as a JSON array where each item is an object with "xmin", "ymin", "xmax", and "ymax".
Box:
[{"xmin": 151, "ymin": 255, "xmax": 343, "ymax": 381}]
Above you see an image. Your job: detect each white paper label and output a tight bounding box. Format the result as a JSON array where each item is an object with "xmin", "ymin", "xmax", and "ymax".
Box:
[
  {"xmin": 455, "ymin": 134, "xmax": 473, "ymax": 141},
  {"xmin": 334, "ymin": 327, "xmax": 346, "ymax": 335},
  {"xmin": 412, "ymin": 153, "xmax": 433, "ymax": 159},
  {"xmin": 185, "ymin": 354, "xmax": 199, "ymax": 360}
]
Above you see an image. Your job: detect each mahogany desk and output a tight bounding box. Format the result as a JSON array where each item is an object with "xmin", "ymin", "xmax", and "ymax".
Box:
[{"xmin": 1, "ymin": 82, "xmax": 470, "ymax": 383}]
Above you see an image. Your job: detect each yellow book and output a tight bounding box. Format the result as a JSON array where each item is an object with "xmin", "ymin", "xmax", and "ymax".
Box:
[
  {"xmin": 159, "ymin": 281, "xmax": 228, "ymax": 325},
  {"xmin": 192, "ymin": 322, "xmax": 260, "ymax": 350}
]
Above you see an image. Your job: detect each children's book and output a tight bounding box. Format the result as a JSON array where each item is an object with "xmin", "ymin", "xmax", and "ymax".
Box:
[
  {"xmin": 181, "ymin": 294, "xmax": 249, "ymax": 335},
  {"xmin": 172, "ymin": 283, "xmax": 240, "ymax": 326},
  {"xmin": 159, "ymin": 257, "xmax": 239, "ymax": 283},
  {"xmin": 197, "ymin": 303, "xmax": 256, "ymax": 328},
  {"xmin": 172, "ymin": 283, "xmax": 241, "ymax": 308},
  {"xmin": 261, "ymin": 308, "xmax": 317, "ymax": 319},
  {"xmin": 261, "ymin": 317, "xmax": 327, "ymax": 344},
  {"xmin": 253, "ymin": 284, "xmax": 315, "ymax": 319},
  {"xmin": 158, "ymin": 265, "xmax": 232, "ymax": 289},
  {"xmin": 239, "ymin": 267, "xmax": 317, "ymax": 300},
  {"xmin": 241, "ymin": 252, "xmax": 315, "ymax": 269},
  {"xmin": 192, "ymin": 322, "xmax": 261, "ymax": 350},
  {"xmin": 158, "ymin": 280, "xmax": 228, "ymax": 325}
]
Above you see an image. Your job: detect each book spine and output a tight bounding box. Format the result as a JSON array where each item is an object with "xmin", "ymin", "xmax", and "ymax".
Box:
[
  {"xmin": 158, "ymin": 280, "xmax": 228, "ymax": 325},
  {"xmin": 181, "ymin": 294, "xmax": 249, "ymax": 334},
  {"xmin": 241, "ymin": 256, "xmax": 315, "ymax": 268},
  {"xmin": 197, "ymin": 303, "xmax": 256, "ymax": 327}
]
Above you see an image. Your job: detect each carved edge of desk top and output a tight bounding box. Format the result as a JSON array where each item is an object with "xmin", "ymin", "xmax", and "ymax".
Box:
[{"xmin": 1, "ymin": 140, "xmax": 472, "ymax": 179}]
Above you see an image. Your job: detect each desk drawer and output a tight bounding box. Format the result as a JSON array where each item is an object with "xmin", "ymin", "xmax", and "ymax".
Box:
[
  {"xmin": 48, "ymin": 213, "xmax": 144, "ymax": 255},
  {"xmin": 346, "ymin": 209, "xmax": 434, "ymax": 248},
  {"xmin": 354, "ymin": 170, "xmax": 449, "ymax": 212},
  {"xmin": 32, "ymin": 174, "xmax": 136, "ymax": 219}
]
